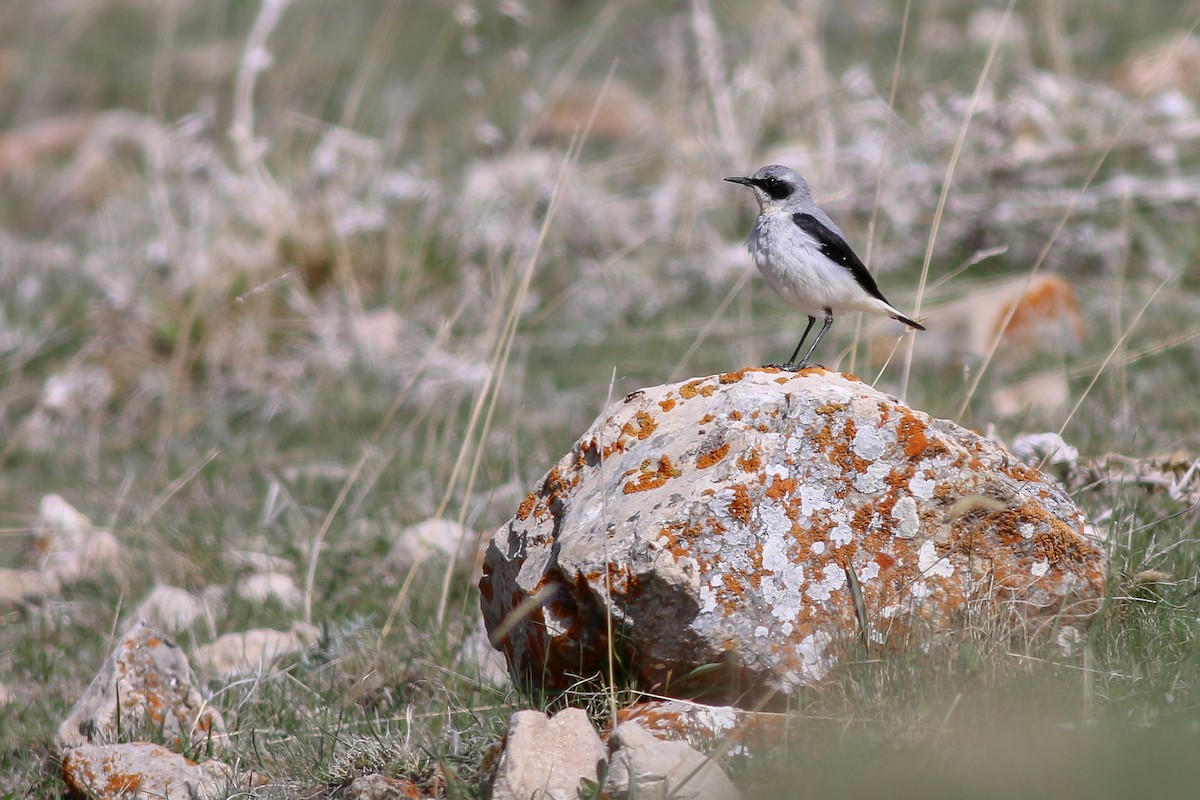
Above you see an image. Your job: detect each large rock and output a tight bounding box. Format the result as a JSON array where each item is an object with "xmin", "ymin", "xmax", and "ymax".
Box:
[
  {"xmin": 56, "ymin": 620, "xmax": 225, "ymax": 753},
  {"xmin": 480, "ymin": 368, "xmax": 1106, "ymax": 705}
]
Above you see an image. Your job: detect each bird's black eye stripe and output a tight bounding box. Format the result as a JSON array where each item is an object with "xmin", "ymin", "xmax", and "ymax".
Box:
[{"xmin": 759, "ymin": 177, "xmax": 793, "ymax": 201}]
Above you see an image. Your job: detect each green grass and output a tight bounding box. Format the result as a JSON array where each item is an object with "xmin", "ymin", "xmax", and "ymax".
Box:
[{"xmin": 2, "ymin": 0, "xmax": 1200, "ymax": 797}]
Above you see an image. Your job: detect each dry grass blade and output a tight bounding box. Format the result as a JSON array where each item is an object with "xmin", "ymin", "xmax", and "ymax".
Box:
[{"xmin": 899, "ymin": 0, "xmax": 1017, "ymax": 401}]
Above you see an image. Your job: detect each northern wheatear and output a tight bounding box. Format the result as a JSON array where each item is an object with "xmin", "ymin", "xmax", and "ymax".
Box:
[{"xmin": 726, "ymin": 165, "xmax": 924, "ymax": 369}]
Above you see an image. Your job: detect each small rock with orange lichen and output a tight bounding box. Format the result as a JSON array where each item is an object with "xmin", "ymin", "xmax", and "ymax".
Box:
[
  {"xmin": 61, "ymin": 742, "xmax": 234, "ymax": 800},
  {"xmin": 871, "ymin": 274, "xmax": 1085, "ymax": 371},
  {"xmin": 55, "ymin": 620, "xmax": 226, "ymax": 754},
  {"xmin": 479, "ymin": 368, "xmax": 1106, "ymax": 706}
]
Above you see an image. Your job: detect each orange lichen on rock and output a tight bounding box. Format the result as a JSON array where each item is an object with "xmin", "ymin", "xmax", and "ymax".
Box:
[
  {"xmin": 1003, "ymin": 463, "xmax": 1045, "ymax": 483},
  {"xmin": 719, "ymin": 369, "xmax": 749, "ymax": 384},
  {"xmin": 728, "ymin": 484, "xmax": 752, "ymax": 523},
  {"xmin": 895, "ymin": 406, "xmax": 939, "ymax": 460},
  {"xmin": 623, "ymin": 455, "xmax": 682, "ymax": 494},
  {"xmin": 659, "ymin": 397, "xmax": 677, "ymax": 412},
  {"xmin": 516, "ymin": 492, "xmax": 537, "ymax": 521},
  {"xmin": 764, "ymin": 475, "xmax": 797, "ymax": 501},
  {"xmin": 736, "ymin": 449, "xmax": 761, "ymax": 473},
  {"xmin": 622, "ymin": 410, "xmax": 658, "ymax": 440},
  {"xmin": 679, "ymin": 379, "xmax": 716, "ymax": 399},
  {"xmin": 697, "ymin": 442, "xmax": 731, "ymax": 469},
  {"xmin": 105, "ymin": 773, "xmax": 142, "ymax": 794}
]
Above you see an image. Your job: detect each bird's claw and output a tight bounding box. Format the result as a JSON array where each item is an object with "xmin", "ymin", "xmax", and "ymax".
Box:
[{"xmin": 762, "ymin": 361, "xmax": 822, "ymax": 372}]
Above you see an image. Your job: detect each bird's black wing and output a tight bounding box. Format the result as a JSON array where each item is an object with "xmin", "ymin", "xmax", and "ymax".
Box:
[{"xmin": 793, "ymin": 213, "xmax": 888, "ymax": 304}]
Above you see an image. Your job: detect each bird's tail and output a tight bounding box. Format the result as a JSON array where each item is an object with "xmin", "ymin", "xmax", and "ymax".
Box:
[{"xmin": 892, "ymin": 313, "xmax": 925, "ymax": 331}]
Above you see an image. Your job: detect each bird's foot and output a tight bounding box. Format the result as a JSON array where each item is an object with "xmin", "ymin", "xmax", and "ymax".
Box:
[{"xmin": 768, "ymin": 362, "xmax": 825, "ymax": 371}]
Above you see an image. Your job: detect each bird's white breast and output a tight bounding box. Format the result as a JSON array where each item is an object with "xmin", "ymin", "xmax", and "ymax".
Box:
[{"xmin": 746, "ymin": 211, "xmax": 891, "ymax": 317}]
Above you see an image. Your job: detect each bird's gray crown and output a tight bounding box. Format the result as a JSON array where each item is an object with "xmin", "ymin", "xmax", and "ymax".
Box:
[{"xmin": 725, "ymin": 164, "xmax": 811, "ymax": 204}]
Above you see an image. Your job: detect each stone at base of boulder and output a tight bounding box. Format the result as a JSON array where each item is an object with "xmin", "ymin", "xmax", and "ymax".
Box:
[
  {"xmin": 489, "ymin": 708, "xmax": 606, "ymax": 800},
  {"xmin": 607, "ymin": 721, "xmax": 740, "ymax": 800}
]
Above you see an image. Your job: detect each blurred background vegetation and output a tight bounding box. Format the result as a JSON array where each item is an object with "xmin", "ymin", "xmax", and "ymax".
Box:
[{"xmin": 2, "ymin": 0, "xmax": 1200, "ymax": 796}]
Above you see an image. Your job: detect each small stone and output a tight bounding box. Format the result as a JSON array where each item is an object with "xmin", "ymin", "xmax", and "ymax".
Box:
[
  {"xmin": 55, "ymin": 620, "xmax": 225, "ymax": 753},
  {"xmin": 0, "ymin": 568, "xmax": 60, "ymax": 605},
  {"xmin": 128, "ymin": 584, "xmax": 212, "ymax": 633},
  {"xmin": 235, "ymin": 572, "xmax": 302, "ymax": 609},
  {"xmin": 33, "ymin": 494, "xmax": 120, "ymax": 582},
  {"xmin": 226, "ymin": 549, "xmax": 295, "ymax": 575},
  {"xmin": 607, "ymin": 721, "xmax": 740, "ymax": 800},
  {"xmin": 61, "ymin": 742, "xmax": 233, "ymax": 800},
  {"xmin": 489, "ymin": 708, "xmax": 606, "ymax": 800},
  {"xmin": 191, "ymin": 622, "xmax": 319, "ymax": 679},
  {"xmin": 386, "ymin": 518, "xmax": 473, "ymax": 573}
]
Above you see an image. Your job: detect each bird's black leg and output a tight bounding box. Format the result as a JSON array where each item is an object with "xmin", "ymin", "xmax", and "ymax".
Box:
[
  {"xmin": 797, "ymin": 309, "xmax": 834, "ymax": 368},
  {"xmin": 772, "ymin": 316, "xmax": 816, "ymax": 371}
]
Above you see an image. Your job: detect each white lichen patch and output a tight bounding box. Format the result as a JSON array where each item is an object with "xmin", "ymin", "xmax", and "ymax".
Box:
[
  {"xmin": 857, "ymin": 560, "xmax": 880, "ymax": 583},
  {"xmin": 891, "ymin": 495, "xmax": 920, "ymax": 539},
  {"xmin": 797, "ymin": 631, "xmax": 834, "ymax": 680},
  {"xmin": 1031, "ymin": 559, "xmax": 1050, "ymax": 577},
  {"xmin": 917, "ymin": 539, "xmax": 955, "ymax": 578},
  {"xmin": 758, "ymin": 502, "xmax": 791, "ymax": 540},
  {"xmin": 909, "ymin": 474, "xmax": 937, "ymax": 499},
  {"xmin": 764, "ymin": 554, "xmax": 806, "ymax": 622},
  {"xmin": 829, "ymin": 523, "xmax": 854, "ymax": 548},
  {"xmin": 806, "ymin": 562, "xmax": 847, "ymax": 603},
  {"xmin": 798, "ymin": 484, "xmax": 833, "ymax": 515},
  {"xmin": 851, "ymin": 425, "xmax": 887, "ymax": 460},
  {"xmin": 854, "ymin": 460, "xmax": 893, "ymax": 494}
]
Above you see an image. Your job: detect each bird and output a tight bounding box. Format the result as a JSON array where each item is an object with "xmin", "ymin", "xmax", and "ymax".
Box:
[{"xmin": 725, "ymin": 165, "xmax": 924, "ymax": 370}]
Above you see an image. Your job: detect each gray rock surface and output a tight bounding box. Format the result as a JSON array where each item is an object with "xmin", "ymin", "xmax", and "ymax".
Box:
[{"xmin": 480, "ymin": 368, "xmax": 1107, "ymax": 704}]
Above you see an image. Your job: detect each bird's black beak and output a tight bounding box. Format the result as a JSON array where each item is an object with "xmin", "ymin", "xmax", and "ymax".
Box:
[{"xmin": 725, "ymin": 176, "xmax": 754, "ymax": 187}]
